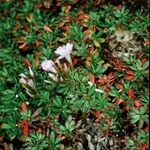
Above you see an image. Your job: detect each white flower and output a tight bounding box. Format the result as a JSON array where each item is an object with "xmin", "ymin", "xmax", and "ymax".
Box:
[
  {"xmin": 28, "ymin": 67, "xmax": 34, "ymax": 78},
  {"xmin": 26, "ymin": 90, "xmax": 35, "ymax": 98},
  {"xmin": 41, "ymin": 59, "xmax": 57, "ymax": 73},
  {"xmin": 27, "ymin": 79, "xmax": 35, "ymax": 88},
  {"xmin": 19, "ymin": 77, "xmax": 27, "ymax": 85},
  {"xmin": 48, "ymin": 73, "xmax": 58, "ymax": 81},
  {"xmin": 55, "ymin": 43, "xmax": 73, "ymax": 64},
  {"xmin": 95, "ymin": 88, "xmax": 104, "ymax": 93}
]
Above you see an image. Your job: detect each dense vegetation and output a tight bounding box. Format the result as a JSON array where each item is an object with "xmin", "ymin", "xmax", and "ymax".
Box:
[{"xmin": 0, "ymin": 0, "xmax": 149, "ymax": 149}]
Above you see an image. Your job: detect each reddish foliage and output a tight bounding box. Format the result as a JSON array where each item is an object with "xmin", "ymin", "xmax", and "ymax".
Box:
[
  {"xmin": 20, "ymin": 120, "xmax": 29, "ymax": 136},
  {"xmin": 89, "ymin": 73, "xmax": 95, "ymax": 83},
  {"xmin": 76, "ymin": 11, "xmax": 89, "ymax": 27},
  {"xmin": 23, "ymin": 59, "xmax": 32, "ymax": 68},
  {"xmin": 140, "ymin": 143, "xmax": 148, "ymax": 150},
  {"xmin": 125, "ymin": 75, "xmax": 134, "ymax": 81},
  {"xmin": 141, "ymin": 58, "xmax": 148, "ymax": 65},
  {"xmin": 124, "ymin": 70, "xmax": 135, "ymax": 81},
  {"xmin": 43, "ymin": 25, "xmax": 53, "ymax": 32},
  {"xmin": 90, "ymin": 110, "xmax": 103, "ymax": 122},
  {"xmin": 72, "ymin": 57, "xmax": 80, "ymax": 66},
  {"xmin": 4, "ymin": 143, "xmax": 9, "ymax": 150},
  {"xmin": 98, "ymin": 72, "xmax": 115, "ymax": 87},
  {"xmin": 110, "ymin": 59, "xmax": 127, "ymax": 71},
  {"xmin": 85, "ymin": 55, "xmax": 91, "ymax": 67},
  {"xmin": 128, "ymin": 89, "xmax": 136, "ymax": 98},
  {"xmin": 117, "ymin": 83, "xmax": 124, "ymax": 90},
  {"xmin": 144, "ymin": 40, "xmax": 150, "ymax": 46},
  {"xmin": 134, "ymin": 100, "xmax": 142, "ymax": 108},
  {"xmin": 21, "ymin": 102, "xmax": 28, "ymax": 113},
  {"xmin": 94, "ymin": 0, "xmax": 103, "ymax": 6},
  {"xmin": 114, "ymin": 99, "xmax": 127, "ymax": 110},
  {"xmin": 0, "ymin": 136, "xmax": 4, "ymax": 142},
  {"xmin": 114, "ymin": 99, "xmax": 124, "ymax": 105}
]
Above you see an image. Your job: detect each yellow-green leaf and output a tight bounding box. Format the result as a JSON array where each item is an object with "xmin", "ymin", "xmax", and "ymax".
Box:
[{"xmin": 93, "ymin": 40, "xmax": 100, "ymax": 47}]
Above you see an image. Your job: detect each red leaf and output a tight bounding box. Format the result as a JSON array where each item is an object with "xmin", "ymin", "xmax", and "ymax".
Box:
[
  {"xmin": 124, "ymin": 75, "xmax": 134, "ymax": 81},
  {"xmin": 134, "ymin": 100, "xmax": 142, "ymax": 108},
  {"xmin": 85, "ymin": 55, "xmax": 91, "ymax": 67},
  {"xmin": 90, "ymin": 110, "xmax": 103, "ymax": 122},
  {"xmin": 117, "ymin": 83, "xmax": 124, "ymax": 90},
  {"xmin": 21, "ymin": 102, "xmax": 28, "ymax": 113},
  {"xmin": 23, "ymin": 59, "xmax": 32, "ymax": 68},
  {"xmin": 128, "ymin": 89, "xmax": 136, "ymax": 98},
  {"xmin": 43, "ymin": 25, "xmax": 53, "ymax": 32},
  {"xmin": 125, "ymin": 70, "xmax": 135, "ymax": 80},
  {"xmin": 107, "ymin": 72, "xmax": 115, "ymax": 80},
  {"xmin": 20, "ymin": 120, "xmax": 29, "ymax": 136},
  {"xmin": 89, "ymin": 73, "xmax": 95, "ymax": 84},
  {"xmin": 98, "ymin": 76, "xmax": 106, "ymax": 84},
  {"xmin": 0, "ymin": 136, "xmax": 4, "ymax": 142},
  {"xmin": 144, "ymin": 40, "xmax": 150, "ymax": 46},
  {"xmin": 126, "ymin": 70, "xmax": 135, "ymax": 75},
  {"xmin": 114, "ymin": 99, "xmax": 124, "ymax": 105},
  {"xmin": 140, "ymin": 143, "xmax": 148, "ymax": 150},
  {"xmin": 4, "ymin": 143, "xmax": 9, "ymax": 150}
]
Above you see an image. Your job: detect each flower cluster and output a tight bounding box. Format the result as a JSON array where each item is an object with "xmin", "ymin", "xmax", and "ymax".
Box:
[
  {"xmin": 41, "ymin": 43, "xmax": 73, "ymax": 81},
  {"xmin": 20, "ymin": 43, "xmax": 73, "ymax": 90},
  {"xmin": 19, "ymin": 73, "xmax": 37, "ymax": 98}
]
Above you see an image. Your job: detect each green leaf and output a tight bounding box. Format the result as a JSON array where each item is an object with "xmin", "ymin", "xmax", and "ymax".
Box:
[
  {"xmin": 53, "ymin": 96, "xmax": 62, "ymax": 107},
  {"xmin": 88, "ymin": 86, "xmax": 95, "ymax": 96},
  {"xmin": 65, "ymin": 121, "xmax": 70, "ymax": 130},
  {"xmin": 93, "ymin": 40, "xmax": 100, "ymax": 47},
  {"xmin": 50, "ymin": 131, "xmax": 56, "ymax": 143},
  {"xmin": 142, "ymin": 61, "xmax": 149, "ymax": 70},
  {"xmin": 1, "ymin": 123, "xmax": 13, "ymax": 129},
  {"xmin": 131, "ymin": 115, "xmax": 140, "ymax": 123},
  {"xmin": 59, "ymin": 125, "xmax": 66, "ymax": 131},
  {"xmin": 31, "ymin": 107, "xmax": 43, "ymax": 118},
  {"xmin": 82, "ymin": 101, "xmax": 89, "ymax": 112},
  {"xmin": 127, "ymin": 139, "xmax": 134, "ymax": 146},
  {"xmin": 80, "ymin": 83, "xmax": 86, "ymax": 93}
]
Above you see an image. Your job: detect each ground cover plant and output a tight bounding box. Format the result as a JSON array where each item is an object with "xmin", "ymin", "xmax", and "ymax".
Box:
[{"xmin": 0, "ymin": 0, "xmax": 149, "ymax": 149}]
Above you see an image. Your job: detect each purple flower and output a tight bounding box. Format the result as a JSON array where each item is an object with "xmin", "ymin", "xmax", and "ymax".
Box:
[{"xmin": 41, "ymin": 59, "xmax": 57, "ymax": 73}]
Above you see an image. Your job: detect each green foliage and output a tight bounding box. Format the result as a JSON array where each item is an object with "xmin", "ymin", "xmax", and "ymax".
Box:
[
  {"xmin": 130, "ymin": 106, "xmax": 148, "ymax": 128},
  {"xmin": 55, "ymin": 116, "xmax": 75, "ymax": 136},
  {"xmin": 86, "ymin": 56, "xmax": 107, "ymax": 77},
  {"xmin": 24, "ymin": 132, "xmax": 60, "ymax": 150},
  {"xmin": 0, "ymin": 0, "xmax": 149, "ymax": 149}
]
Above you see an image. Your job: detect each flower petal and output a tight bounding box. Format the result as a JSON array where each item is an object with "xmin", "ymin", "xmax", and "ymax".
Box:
[{"xmin": 41, "ymin": 59, "xmax": 57, "ymax": 73}]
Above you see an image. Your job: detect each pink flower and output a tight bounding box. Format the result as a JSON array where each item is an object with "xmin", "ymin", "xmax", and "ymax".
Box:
[{"xmin": 41, "ymin": 60, "xmax": 57, "ymax": 73}]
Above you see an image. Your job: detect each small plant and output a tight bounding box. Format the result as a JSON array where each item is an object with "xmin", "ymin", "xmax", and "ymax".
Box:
[
  {"xmin": 130, "ymin": 106, "xmax": 148, "ymax": 128},
  {"xmin": 56, "ymin": 116, "xmax": 75, "ymax": 136},
  {"xmin": 23, "ymin": 131, "xmax": 60, "ymax": 150}
]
